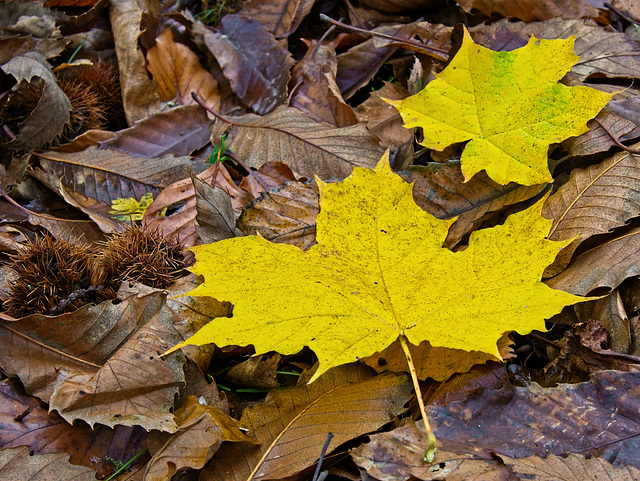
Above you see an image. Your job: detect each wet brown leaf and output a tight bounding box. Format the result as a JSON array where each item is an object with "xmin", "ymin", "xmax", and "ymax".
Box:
[
  {"xmin": 214, "ymin": 106, "xmax": 384, "ymax": 179},
  {"xmin": 0, "ymin": 446, "xmax": 96, "ymax": 480},
  {"xmin": 146, "ymin": 28, "xmax": 220, "ymax": 110},
  {"xmin": 500, "ymin": 453, "xmax": 640, "ymax": 480},
  {"xmin": 427, "ymin": 370, "xmax": 640, "ymax": 469},
  {"xmin": 1, "ymin": 52, "xmax": 71, "ymax": 151},
  {"xmin": 203, "ymin": 14, "xmax": 294, "ymax": 114},
  {"xmin": 98, "ymin": 105, "xmax": 212, "ymax": 158},
  {"xmin": 351, "ymin": 419, "xmax": 515, "ymax": 481},
  {"xmin": 574, "ymin": 290, "xmax": 631, "ymax": 354},
  {"xmin": 202, "ymin": 363, "xmax": 412, "ymax": 480}
]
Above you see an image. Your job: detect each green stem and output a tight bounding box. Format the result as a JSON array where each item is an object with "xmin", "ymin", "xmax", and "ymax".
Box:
[{"xmin": 104, "ymin": 447, "xmax": 149, "ymax": 480}]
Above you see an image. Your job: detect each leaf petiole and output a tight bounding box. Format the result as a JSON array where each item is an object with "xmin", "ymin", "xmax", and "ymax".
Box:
[{"xmin": 399, "ymin": 334, "xmax": 437, "ymax": 463}]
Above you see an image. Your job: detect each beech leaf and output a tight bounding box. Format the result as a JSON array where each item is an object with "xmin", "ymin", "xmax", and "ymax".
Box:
[
  {"xmin": 387, "ymin": 28, "xmax": 612, "ymax": 186},
  {"xmin": 167, "ymin": 153, "xmax": 587, "ymax": 382}
]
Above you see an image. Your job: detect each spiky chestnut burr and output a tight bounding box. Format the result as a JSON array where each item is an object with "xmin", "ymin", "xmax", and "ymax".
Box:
[
  {"xmin": 92, "ymin": 224, "xmax": 189, "ymax": 292},
  {"xmin": 4, "ymin": 235, "xmax": 108, "ymax": 318}
]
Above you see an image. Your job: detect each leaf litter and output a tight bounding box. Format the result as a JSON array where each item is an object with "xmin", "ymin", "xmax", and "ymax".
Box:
[{"xmin": 1, "ymin": 1, "xmax": 640, "ymax": 479}]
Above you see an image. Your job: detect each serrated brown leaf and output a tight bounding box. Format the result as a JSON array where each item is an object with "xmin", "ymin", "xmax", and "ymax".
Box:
[
  {"xmin": 237, "ymin": 181, "xmax": 318, "ymax": 249},
  {"xmin": 146, "ymin": 29, "xmax": 220, "ymax": 110},
  {"xmin": 1, "ymin": 52, "xmax": 71, "ymax": 151},
  {"xmin": 98, "ymin": 105, "xmax": 212, "ymax": 158},
  {"xmin": 500, "ymin": 453, "xmax": 640, "ymax": 480},
  {"xmin": 203, "ymin": 363, "xmax": 412, "ymax": 480},
  {"xmin": 546, "ymin": 227, "xmax": 640, "ymax": 296},
  {"xmin": 203, "ymin": 14, "xmax": 294, "ymax": 114},
  {"xmin": 0, "ymin": 290, "xmax": 186, "ymax": 431},
  {"xmin": 0, "ymin": 378, "xmax": 148, "ymax": 478},
  {"xmin": 542, "ymin": 145, "xmax": 640, "ymax": 277},
  {"xmin": 35, "ymin": 146, "xmax": 207, "ymax": 206},
  {"xmin": 214, "ymin": 106, "xmax": 384, "ymax": 179},
  {"xmin": 0, "ymin": 446, "xmax": 96, "ymax": 481}
]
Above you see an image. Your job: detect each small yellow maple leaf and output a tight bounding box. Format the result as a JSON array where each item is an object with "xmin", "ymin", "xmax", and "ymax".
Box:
[
  {"xmin": 109, "ymin": 193, "xmax": 154, "ymax": 221},
  {"xmin": 167, "ymin": 153, "xmax": 588, "ymax": 383},
  {"xmin": 386, "ymin": 28, "xmax": 613, "ymax": 186}
]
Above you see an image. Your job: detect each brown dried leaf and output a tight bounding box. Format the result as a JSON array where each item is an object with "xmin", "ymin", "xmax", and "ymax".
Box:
[
  {"xmin": 1, "ymin": 52, "xmax": 71, "ymax": 151},
  {"xmin": 240, "ymin": 0, "xmax": 316, "ymax": 38},
  {"xmin": 202, "ymin": 363, "xmax": 412, "ymax": 480},
  {"xmin": 289, "ymin": 41, "xmax": 359, "ymax": 127},
  {"xmin": 146, "ymin": 29, "xmax": 220, "ymax": 110},
  {"xmin": 193, "ymin": 174, "xmax": 243, "ymax": 244},
  {"xmin": 0, "ymin": 446, "xmax": 96, "ymax": 480},
  {"xmin": 216, "ymin": 106, "xmax": 384, "ymax": 179},
  {"xmin": 144, "ymin": 164, "xmax": 246, "ymax": 246},
  {"xmin": 0, "ymin": 378, "xmax": 148, "ymax": 478},
  {"xmin": 500, "ymin": 453, "xmax": 640, "ymax": 480},
  {"xmin": 237, "ymin": 161, "xmax": 297, "ymax": 199},
  {"xmin": 427, "ymin": 370, "xmax": 640, "ymax": 469},
  {"xmin": 541, "ymin": 320, "xmax": 640, "ymax": 386},
  {"xmin": 35, "ymin": 146, "xmax": 207, "ymax": 206},
  {"xmin": 144, "ymin": 395, "xmax": 257, "ymax": 481},
  {"xmin": 0, "ymin": 291, "xmax": 185, "ymax": 431},
  {"xmin": 574, "ymin": 290, "xmax": 631, "ymax": 354},
  {"xmin": 458, "ymin": 0, "xmax": 606, "ymax": 22},
  {"xmin": 351, "ymin": 419, "xmax": 515, "ymax": 481},
  {"xmin": 203, "ymin": 14, "xmax": 294, "ymax": 114},
  {"xmin": 98, "ymin": 105, "xmax": 212, "ymax": 158},
  {"xmin": 542, "ymin": 145, "xmax": 640, "ymax": 277},
  {"xmin": 237, "ymin": 181, "xmax": 318, "ymax": 250},
  {"xmin": 546, "ymin": 227, "xmax": 640, "ymax": 296},
  {"xmin": 225, "ymin": 353, "xmax": 281, "ymax": 389},
  {"xmin": 109, "ymin": 0, "xmax": 162, "ymax": 124}
]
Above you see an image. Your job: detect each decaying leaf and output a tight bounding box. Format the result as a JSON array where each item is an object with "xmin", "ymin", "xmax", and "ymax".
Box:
[
  {"xmin": 388, "ymin": 28, "xmax": 612, "ymax": 185},
  {"xmin": 168, "ymin": 153, "xmax": 587, "ymax": 382},
  {"xmin": 1, "ymin": 52, "xmax": 71, "ymax": 150},
  {"xmin": 0, "ymin": 446, "xmax": 96, "ymax": 480}
]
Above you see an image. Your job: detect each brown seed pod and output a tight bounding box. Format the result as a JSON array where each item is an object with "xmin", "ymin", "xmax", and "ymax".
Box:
[
  {"xmin": 92, "ymin": 224, "xmax": 188, "ymax": 292},
  {"xmin": 4, "ymin": 235, "xmax": 107, "ymax": 318}
]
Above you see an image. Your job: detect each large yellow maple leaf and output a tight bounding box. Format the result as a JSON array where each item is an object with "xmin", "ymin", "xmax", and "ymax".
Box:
[
  {"xmin": 167, "ymin": 153, "xmax": 586, "ymax": 383},
  {"xmin": 386, "ymin": 29, "xmax": 612, "ymax": 186}
]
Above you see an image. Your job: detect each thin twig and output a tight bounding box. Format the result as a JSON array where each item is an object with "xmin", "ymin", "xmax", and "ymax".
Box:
[
  {"xmin": 311, "ymin": 432, "xmax": 334, "ymax": 481},
  {"xmin": 319, "ymin": 14, "xmax": 449, "ymax": 61},
  {"xmin": 528, "ymin": 331, "xmax": 564, "ymax": 350},
  {"xmin": 594, "ymin": 118, "xmax": 640, "ymax": 154}
]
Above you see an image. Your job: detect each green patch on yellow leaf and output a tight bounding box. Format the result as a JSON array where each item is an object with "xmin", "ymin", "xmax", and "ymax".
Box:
[
  {"xmin": 386, "ymin": 29, "xmax": 612, "ymax": 186},
  {"xmin": 166, "ymin": 153, "xmax": 588, "ymax": 382}
]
